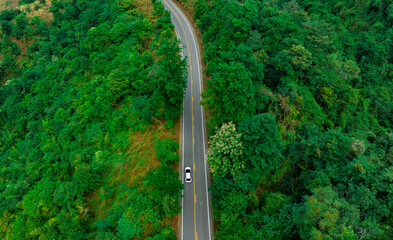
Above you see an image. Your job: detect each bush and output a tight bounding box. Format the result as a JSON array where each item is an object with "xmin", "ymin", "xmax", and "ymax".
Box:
[
  {"xmin": 154, "ymin": 138, "xmax": 179, "ymax": 164},
  {"xmin": 1, "ymin": 21, "xmax": 14, "ymax": 35},
  {"xmin": 0, "ymin": 10, "xmax": 17, "ymax": 21}
]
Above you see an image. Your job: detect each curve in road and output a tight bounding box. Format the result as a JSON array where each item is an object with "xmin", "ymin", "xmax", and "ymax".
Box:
[{"xmin": 160, "ymin": 1, "xmax": 213, "ymax": 240}]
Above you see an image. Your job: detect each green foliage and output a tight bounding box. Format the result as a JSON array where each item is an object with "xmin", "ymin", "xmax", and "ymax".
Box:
[
  {"xmin": 12, "ymin": 13, "xmax": 29, "ymax": 39},
  {"xmin": 262, "ymin": 192, "xmax": 291, "ymax": 215},
  {"xmin": 195, "ymin": 0, "xmax": 393, "ymax": 238},
  {"xmin": 0, "ymin": 0, "xmax": 185, "ymax": 238},
  {"xmin": 294, "ymin": 186, "xmax": 361, "ymax": 240},
  {"xmin": 2, "ymin": 34, "xmax": 20, "ymax": 56},
  {"xmin": 154, "ymin": 138, "xmax": 179, "ymax": 164},
  {"xmin": 1, "ymin": 20, "xmax": 14, "ymax": 35},
  {"xmin": 238, "ymin": 114, "xmax": 284, "ymax": 184},
  {"xmin": 154, "ymin": 37, "xmax": 188, "ymax": 120},
  {"xmin": 146, "ymin": 164, "xmax": 183, "ymax": 217},
  {"xmin": 202, "ymin": 61, "xmax": 256, "ymax": 129},
  {"xmin": 164, "ymin": 119, "xmax": 174, "ymax": 130},
  {"xmin": 146, "ymin": 227, "xmax": 176, "ymax": 240},
  {"xmin": 19, "ymin": 0, "xmax": 36, "ymax": 5},
  {"xmin": 0, "ymin": 10, "xmax": 17, "ymax": 21}
]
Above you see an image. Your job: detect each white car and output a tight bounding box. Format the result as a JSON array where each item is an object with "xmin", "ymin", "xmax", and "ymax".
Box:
[{"xmin": 185, "ymin": 167, "xmax": 192, "ymax": 183}]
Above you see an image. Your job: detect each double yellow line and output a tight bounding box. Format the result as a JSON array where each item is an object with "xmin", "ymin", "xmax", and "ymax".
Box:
[{"xmin": 161, "ymin": 0, "xmax": 197, "ymax": 239}]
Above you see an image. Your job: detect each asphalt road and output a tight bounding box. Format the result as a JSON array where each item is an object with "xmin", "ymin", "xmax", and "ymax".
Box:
[{"xmin": 160, "ymin": 1, "xmax": 214, "ymax": 239}]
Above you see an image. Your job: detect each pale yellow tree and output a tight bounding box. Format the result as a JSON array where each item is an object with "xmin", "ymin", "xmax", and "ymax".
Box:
[{"xmin": 207, "ymin": 122, "xmax": 244, "ymax": 179}]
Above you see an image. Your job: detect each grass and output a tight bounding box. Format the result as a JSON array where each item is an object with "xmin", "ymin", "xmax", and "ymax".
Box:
[
  {"xmin": 87, "ymin": 119, "xmax": 181, "ymax": 236},
  {"xmin": 111, "ymin": 120, "xmax": 180, "ymax": 187},
  {"xmin": 0, "ymin": 0, "xmax": 19, "ymax": 11},
  {"xmin": 0, "ymin": 0, "xmax": 54, "ymax": 23},
  {"xmin": 18, "ymin": 0, "xmax": 53, "ymax": 23},
  {"xmin": 133, "ymin": 0, "xmax": 155, "ymax": 21},
  {"xmin": 0, "ymin": 0, "xmax": 52, "ymax": 84}
]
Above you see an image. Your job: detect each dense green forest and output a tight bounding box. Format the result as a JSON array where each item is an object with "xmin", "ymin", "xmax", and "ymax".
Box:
[
  {"xmin": 192, "ymin": 0, "xmax": 393, "ymax": 239},
  {"xmin": 0, "ymin": 0, "xmax": 187, "ymax": 239}
]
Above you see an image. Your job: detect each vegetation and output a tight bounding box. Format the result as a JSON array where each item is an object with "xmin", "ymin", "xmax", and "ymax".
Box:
[
  {"xmin": 194, "ymin": 0, "xmax": 393, "ymax": 239},
  {"xmin": 0, "ymin": 0, "xmax": 187, "ymax": 239}
]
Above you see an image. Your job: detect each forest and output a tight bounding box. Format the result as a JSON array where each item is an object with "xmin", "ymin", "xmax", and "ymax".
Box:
[
  {"xmin": 191, "ymin": 0, "xmax": 393, "ymax": 239},
  {"xmin": 0, "ymin": 0, "xmax": 187, "ymax": 239}
]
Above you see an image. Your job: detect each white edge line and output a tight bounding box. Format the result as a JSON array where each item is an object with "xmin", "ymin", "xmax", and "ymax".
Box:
[
  {"xmin": 168, "ymin": 1, "xmax": 212, "ymax": 240},
  {"xmin": 182, "ymin": 102, "xmax": 185, "ymax": 240}
]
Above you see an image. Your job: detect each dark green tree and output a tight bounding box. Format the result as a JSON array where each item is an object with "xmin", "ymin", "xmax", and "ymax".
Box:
[
  {"xmin": 153, "ymin": 37, "xmax": 187, "ymax": 120},
  {"xmin": 202, "ymin": 61, "xmax": 256, "ymax": 129},
  {"xmin": 238, "ymin": 114, "xmax": 284, "ymax": 184},
  {"xmin": 1, "ymin": 20, "xmax": 14, "ymax": 35}
]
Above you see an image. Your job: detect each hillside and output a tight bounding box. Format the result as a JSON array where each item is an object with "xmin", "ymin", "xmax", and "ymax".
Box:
[
  {"xmin": 0, "ymin": 0, "xmax": 186, "ymax": 239},
  {"xmin": 193, "ymin": 0, "xmax": 393, "ymax": 239}
]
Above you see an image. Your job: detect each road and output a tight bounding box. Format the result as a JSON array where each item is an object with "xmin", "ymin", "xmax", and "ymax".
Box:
[{"xmin": 160, "ymin": 0, "xmax": 214, "ymax": 239}]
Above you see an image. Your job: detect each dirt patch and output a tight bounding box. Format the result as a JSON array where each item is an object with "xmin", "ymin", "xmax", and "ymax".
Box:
[
  {"xmin": 87, "ymin": 119, "xmax": 181, "ymax": 236},
  {"xmin": 106, "ymin": 120, "xmax": 180, "ymax": 188},
  {"xmin": 133, "ymin": 0, "xmax": 155, "ymax": 21},
  {"xmin": 10, "ymin": 36, "xmax": 34, "ymax": 58},
  {"xmin": 0, "ymin": 0, "xmax": 20, "ymax": 11},
  {"xmin": 19, "ymin": 0, "xmax": 53, "ymax": 23},
  {"xmin": 0, "ymin": 0, "xmax": 53, "ymax": 23}
]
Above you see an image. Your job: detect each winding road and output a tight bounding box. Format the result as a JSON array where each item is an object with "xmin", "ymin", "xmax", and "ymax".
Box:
[{"xmin": 160, "ymin": 0, "xmax": 214, "ymax": 239}]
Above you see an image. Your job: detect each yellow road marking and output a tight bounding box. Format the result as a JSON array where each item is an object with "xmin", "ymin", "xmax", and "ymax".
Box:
[{"xmin": 162, "ymin": 0, "xmax": 197, "ymax": 239}]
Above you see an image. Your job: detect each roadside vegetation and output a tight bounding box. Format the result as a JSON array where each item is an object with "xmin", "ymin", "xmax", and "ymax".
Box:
[
  {"xmin": 0, "ymin": 0, "xmax": 187, "ymax": 239},
  {"xmin": 192, "ymin": 0, "xmax": 393, "ymax": 239}
]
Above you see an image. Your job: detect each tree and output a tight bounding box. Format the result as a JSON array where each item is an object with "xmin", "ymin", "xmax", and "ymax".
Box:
[
  {"xmin": 15, "ymin": 13, "xmax": 28, "ymax": 32},
  {"xmin": 194, "ymin": 0, "xmax": 393, "ymax": 238},
  {"xmin": 154, "ymin": 138, "xmax": 179, "ymax": 164},
  {"xmin": 147, "ymin": 227, "xmax": 176, "ymax": 240},
  {"xmin": 294, "ymin": 186, "xmax": 360, "ymax": 240},
  {"xmin": 0, "ymin": 0, "xmax": 186, "ymax": 238},
  {"xmin": 220, "ymin": 44, "xmax": 264, "ymax": 83},
  {"xmin": 0, "ymin": 10, "xmax": 17, "ymax": 21},
  {"xmin": 18, "ymin": 178, "xmax": 59, "ymax": 238},
  {"xmin": 284, "ymin": 45, "xmax": 312, "ymax": 71},
  {"xmin": 238, "ymin": 114, "xmax": 284, "ymax": 184},
  {"xmin": 207, "ymin": 122, "xmax": 244, "ymax": 179},
  {"xmin": 1, "ymin": 20, "xmax": 14, "ymax": 35},
  {"xmin": 146, "ymin": 164, "xmax": 183, "ymax": 216},
  {"xmin": 2, "ymin": 34, "xmax": 21, "ymax": 56},
  {"xmin": 215, "ymin": 190, "xmax": 252, "ymax": 239},
  {"xmin": 202, "ymin": 62, "xmax": 256, "ymax": 129},
  {"xmin": 154, "ymin": 37, "xmax": 187, "ymax": 120}
]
